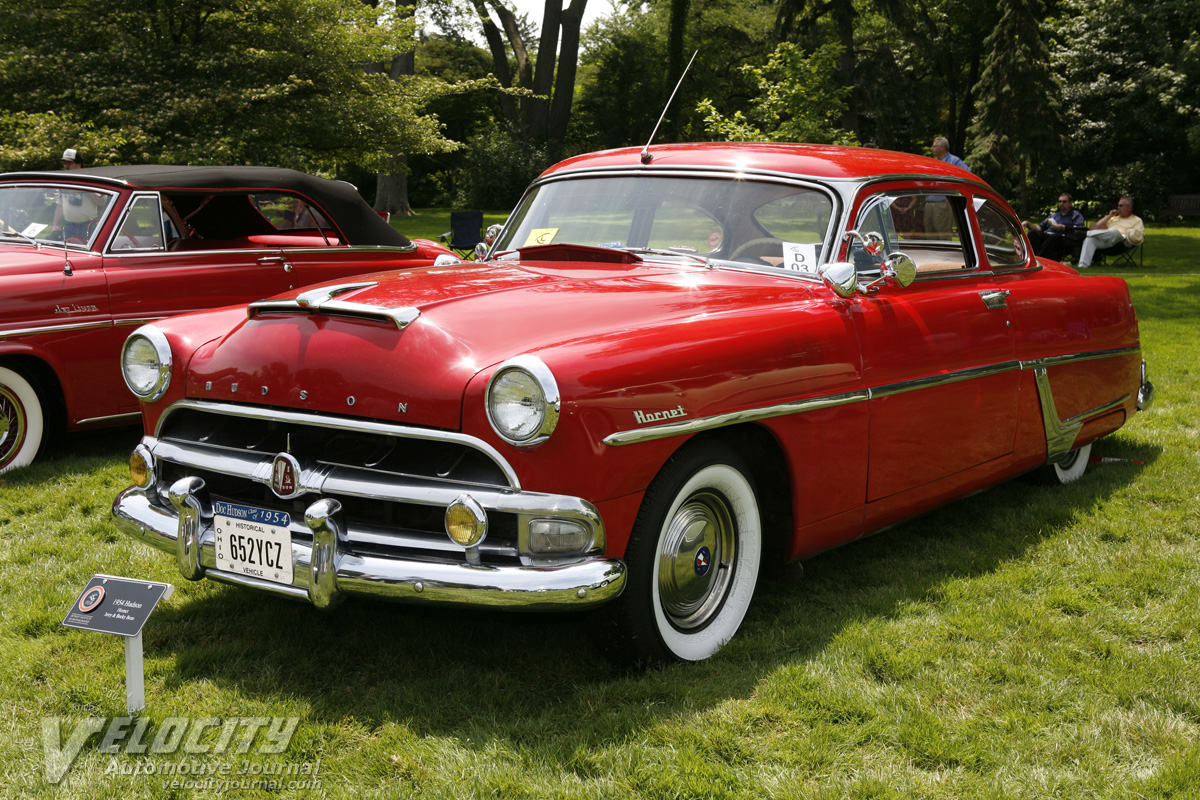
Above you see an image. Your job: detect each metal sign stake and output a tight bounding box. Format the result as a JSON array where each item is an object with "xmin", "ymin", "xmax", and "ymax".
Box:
[{"xmin": 126, "ymin": 631, "xmax": 145, "ymax": 713}]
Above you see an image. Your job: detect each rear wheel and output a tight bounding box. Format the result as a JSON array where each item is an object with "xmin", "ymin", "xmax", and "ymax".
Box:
[
  {"xmin": 0, "ymin": 366, "xmax": 45, "ymax": 473},
  {"xmin": 1030, "ymin": 442, "xmax": 1092, "ymax": 485},
  {"xmin": 611, "ymin": 444, "xmax": 762, "ymax": 664}
]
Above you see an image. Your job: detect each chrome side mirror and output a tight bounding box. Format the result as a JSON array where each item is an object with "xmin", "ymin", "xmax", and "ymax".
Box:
[
  {"xmin": 473, "ymin": 242, "xmax": 489, "ymax": 260},
  {"xmin": 819, "ymin": 262, "xmax": 859, "ymax": 298},
  {"xmin": 883, "ymin": 253, "xmax": 917, "ymax": 287},
  {"xmin": 485, "ymin": 223, "xmax": 502, "ymax": 244}
]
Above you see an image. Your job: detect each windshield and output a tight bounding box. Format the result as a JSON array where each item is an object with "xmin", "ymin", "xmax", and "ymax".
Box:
[
  {"xmin": 0, "ymin": 184, "xmax": 117, "ymax": 248},
  {"xmin": 496, "ymin": 175, "xmax": 835, "ymax": 272}
]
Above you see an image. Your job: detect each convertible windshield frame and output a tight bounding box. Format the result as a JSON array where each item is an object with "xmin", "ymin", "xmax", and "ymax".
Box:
[
  {"xmin": 493, "ymin": 170, "xmax": 841, "ymax": 278},
  {"xmin": 0, "ymin": 182, "xmax": 119, "ymax": 251}
]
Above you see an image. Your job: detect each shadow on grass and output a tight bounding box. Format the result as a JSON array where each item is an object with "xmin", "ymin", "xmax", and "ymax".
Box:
[{"xmin": 128, "ymin": 437, "xmax": 1159, "ymax": 760}]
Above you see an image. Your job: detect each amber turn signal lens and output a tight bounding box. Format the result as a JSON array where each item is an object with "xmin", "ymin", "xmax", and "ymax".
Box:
[
  {"xmin": 129, "ymin": 445, "xmax": 154, "ymax": 488},
  {"xmin": 445, "ymin": 494, "xmax": 487, "ymax": 548}
]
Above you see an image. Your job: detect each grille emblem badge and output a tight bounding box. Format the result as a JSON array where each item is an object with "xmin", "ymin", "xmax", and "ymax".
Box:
[{"xmin": 270, "ymin": 452, "xmax": 302, "ymax": 499}]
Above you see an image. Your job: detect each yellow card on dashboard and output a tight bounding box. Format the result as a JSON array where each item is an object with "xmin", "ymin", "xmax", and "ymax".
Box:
[{"xmin": 523, "ymin": 228, "xmax": 559, "ymax": 247}]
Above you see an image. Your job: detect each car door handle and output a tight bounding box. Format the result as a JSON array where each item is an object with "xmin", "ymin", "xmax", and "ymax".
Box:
[
  {"xmin": 979, "ymin": 289, "xmax": 1010, "ymax": 309},
  {"xmin": 257, "ymin": 255, "xmax": 293, "ymax": 273}
]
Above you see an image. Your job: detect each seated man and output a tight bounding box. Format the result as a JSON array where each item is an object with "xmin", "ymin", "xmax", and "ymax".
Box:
[
  {"xmin": 1077, "ymin": 197, "xmax": 1144, "ymax": 269},
  {"xmin": 1024, "ymin": 193, "xmax": 1085, "ymax": 261}
]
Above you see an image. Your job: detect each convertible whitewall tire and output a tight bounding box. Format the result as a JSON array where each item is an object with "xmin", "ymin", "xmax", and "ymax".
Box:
[
  {"xmin": 616, "ymin": 445, "xmax": 763, "ymax": 664},
  {"xmin": 0, "ymin": 366, "xmax": 45, "ymax": 473}
]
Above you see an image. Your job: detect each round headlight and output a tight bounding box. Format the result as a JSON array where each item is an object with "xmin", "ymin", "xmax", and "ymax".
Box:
[
  {"xmin": 485, "ymin": 355, "xmax": 560, "ymax": 445},
  {"xmin": 121, "ymin": 326, "xmax": 172, "ymax": 401}
]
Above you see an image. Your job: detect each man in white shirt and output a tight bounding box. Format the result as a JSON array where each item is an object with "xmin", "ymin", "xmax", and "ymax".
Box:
[{"xmin": 1077, "ymin": 197, "xmax": 1144, "ymax": 268}]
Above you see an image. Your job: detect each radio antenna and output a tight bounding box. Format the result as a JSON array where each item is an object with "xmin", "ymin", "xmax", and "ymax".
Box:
[{"xmin": 640, "ymin": 50, "xmax": 699, "ymax": 165}]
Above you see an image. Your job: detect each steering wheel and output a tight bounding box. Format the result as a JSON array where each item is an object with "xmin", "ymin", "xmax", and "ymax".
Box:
[{"xmin": 730, "ymin": 237, "xmax": 784, "ymax": 261}]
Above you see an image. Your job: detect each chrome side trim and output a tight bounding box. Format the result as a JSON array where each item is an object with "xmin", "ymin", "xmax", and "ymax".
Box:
[
  {"xmin": 603, "ymin": 390, "xmax": 869, "ymax": 446},
  {"xmin": 1019, "ymin": 345, "xmax": 1141, "ymax": 370},
  {"xmin": 248, "ymin": 281, "xmax": 420, "ymax": 330},
  {"xmin": 604, "ymin": 345, "xmax": 1142, "ymax": 447},
  {"xmin": 76, "ymin": 412, "xmax": 142, "ymax": 426},
  {"xmin": 869, "ymin": 361, "xmax": 1020, "ymax": 400},
  {"xmin": 154, "ymin": 400, "xmax": 523, "ymax": 491},
  {"xmin": 1033, "ymin": 368, "xmax": 1130, "ymax": 462},
  {"xmin": 0, "ymin": 320, "xmax": 114, "ymax": 339}
]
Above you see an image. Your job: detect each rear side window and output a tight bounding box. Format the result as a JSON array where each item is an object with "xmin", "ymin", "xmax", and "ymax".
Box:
[
  {"xmin": 852, "ymin": 192, "xmax": 973, "ymax": 275},
  {"xmin": 974, "ymin": 199, "xmax": 1028, "ymax": 268}
]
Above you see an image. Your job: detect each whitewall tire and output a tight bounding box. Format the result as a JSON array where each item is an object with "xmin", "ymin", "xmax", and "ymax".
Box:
[
  {"xmin": 614, "ymin": 444, "xmax": 762, "ymax": 664},
  {"xmin": 0, "ymin": 366, "xmax": 45, "ymax": 473}
]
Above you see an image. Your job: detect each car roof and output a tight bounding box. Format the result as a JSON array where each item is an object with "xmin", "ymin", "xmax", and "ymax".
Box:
[
  {"xmin": 0, "ymin": 164, "xmax": 409, "ymax": 247},
  {"xmin": 541, "ymin": 142, "xmax": 987, "ymax": 186}
]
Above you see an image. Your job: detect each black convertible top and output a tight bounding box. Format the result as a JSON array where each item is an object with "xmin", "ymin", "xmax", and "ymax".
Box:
[{"xmin": 1, "ymin": 165, "xmax": 410, "ymax": 247}]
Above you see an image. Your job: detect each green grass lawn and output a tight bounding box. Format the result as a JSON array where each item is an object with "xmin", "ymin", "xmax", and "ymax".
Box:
[
  {"xmin": 1, "ymin": 225, "xmax": 1198, "ymax": 798},
  {"xmin": 390, "ymin": 208, "xmax": 512, "ymax": 244}
]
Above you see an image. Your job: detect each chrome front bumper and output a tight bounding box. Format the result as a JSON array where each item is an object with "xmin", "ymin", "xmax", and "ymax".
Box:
[{"xmin": 112, "ymin": 479, "xmax": 626, "ymax": 611}]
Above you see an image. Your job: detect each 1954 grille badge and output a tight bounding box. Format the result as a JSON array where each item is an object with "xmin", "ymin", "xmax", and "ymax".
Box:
[{"xmin": 270, "ymin": 452, "xmax": 303, "ymax": 499}]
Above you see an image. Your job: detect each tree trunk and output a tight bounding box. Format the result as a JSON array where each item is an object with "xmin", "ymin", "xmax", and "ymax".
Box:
[
  {"xmin": 548, "ymin": 0, "xmax": 587, "ymax": 144},
  {"xmin": 371, "ymin": 0, "xmax": 417, "ymax": 215},
  {"xmin": 376, "ymin": 154, "xmax": 414, "ymax": 216}
]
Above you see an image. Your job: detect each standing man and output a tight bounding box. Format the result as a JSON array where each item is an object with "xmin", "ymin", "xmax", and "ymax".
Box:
[
  {"xmin": 61, "ymin": 148, "xmax": 83, "ymax": 169},
  {"xmin": 926, "ymin": 137, "xmax": 970, "ymax": 235},
  {"xmin": 1077, "ymin": 198, "xmax": 1144, "ymax": 269},
  {"xmin": 1024, "ymin": 193, "xmax": 1086, "ymax": 261}
]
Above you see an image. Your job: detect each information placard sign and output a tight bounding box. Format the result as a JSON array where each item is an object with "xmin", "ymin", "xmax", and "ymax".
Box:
[{"xmin": 61, "ymin": 575, "xmax": 172, "ymax": 638}]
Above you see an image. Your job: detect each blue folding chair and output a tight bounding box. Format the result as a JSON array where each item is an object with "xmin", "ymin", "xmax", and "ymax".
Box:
[{"xmin": 439, "ymin": 210, "xmax": 484, "ymax": 259}]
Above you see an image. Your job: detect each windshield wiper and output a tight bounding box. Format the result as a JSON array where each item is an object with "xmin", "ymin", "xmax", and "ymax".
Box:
[
  {"xmin": 1, "ymin": 227, "xmax": 42, "ymax": 248},
  {"xmin": 621, "ymin": 247, "xmax": 712, "ymax": 268}
]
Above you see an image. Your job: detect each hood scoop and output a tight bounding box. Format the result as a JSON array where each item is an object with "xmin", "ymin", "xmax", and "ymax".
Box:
[{"xmin": 247, "ymin": 281, "xmax": 419, "ymax": 330}]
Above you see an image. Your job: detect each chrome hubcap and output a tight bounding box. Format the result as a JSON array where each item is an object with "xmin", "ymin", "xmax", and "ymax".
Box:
[{"xmin": 657, "ymin": 490, "xmax": 736, "ymax": 630}]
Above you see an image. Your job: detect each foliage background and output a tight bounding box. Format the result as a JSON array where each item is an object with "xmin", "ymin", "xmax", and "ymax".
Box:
[{"xmin": 1, "ymin": 0, "xmax": 1197, "ymax": 220}]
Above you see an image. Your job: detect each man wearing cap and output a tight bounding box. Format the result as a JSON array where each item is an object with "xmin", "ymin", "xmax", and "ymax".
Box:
[{"xmin": 61, "ymin": 148, "xmax": 83, "ymax": 169}]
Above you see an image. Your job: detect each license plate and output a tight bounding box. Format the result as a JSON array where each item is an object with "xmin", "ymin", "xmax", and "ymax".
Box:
[{"xmin": 213, "ymin": 501, "xmax": 293, "ymax": 585}]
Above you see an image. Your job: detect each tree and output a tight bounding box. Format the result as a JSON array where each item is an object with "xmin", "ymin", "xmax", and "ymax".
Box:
[
  {"xmin": 967, "ymin": 0, "xmax": 1065, "ymax": 215},
  {"xmin": 466, "ymin": 0, "xmax": 589, "ymax": 148},
  {"xmin": 698, "ymin": 42, "xmax": 856, "ymax": 144},
  {"xmin": 0, "ymin": 0, "xmax": 478, "ymax": 173},
  {"xmin": 1049, "ymin": 0, "xmax": 1200, "ymax": 209},
  {"xmin": 573, "ymin": 0, "xmax": 776, "ymax": 151}
]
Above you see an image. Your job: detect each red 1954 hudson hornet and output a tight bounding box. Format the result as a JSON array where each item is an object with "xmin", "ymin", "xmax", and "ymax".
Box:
[{"xmin": 112, "ymin": 144, "xmax": 1152, "ymax": 663}]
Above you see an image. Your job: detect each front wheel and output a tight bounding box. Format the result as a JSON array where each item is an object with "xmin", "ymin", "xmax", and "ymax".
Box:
[
  {"xmin": 0, "ymin": 366, "xmax": 46, "ymax": 473},
  {"xmin": 611, "ymin": 444, "xmax": 762, "ymax": 664}
]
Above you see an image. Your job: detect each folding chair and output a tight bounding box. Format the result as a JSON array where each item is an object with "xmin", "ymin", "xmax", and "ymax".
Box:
[
  {"xmin": 439, "ymin": 210, "xmax": 484, "ymax": 259},
  {"xmin": 1094, "ymin": 240, "xmax": 1143, "ymax": 268}
]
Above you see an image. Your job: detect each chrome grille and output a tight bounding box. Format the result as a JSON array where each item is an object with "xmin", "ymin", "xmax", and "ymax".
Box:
[{"xmin": 149, "ymin": 404, "xmax": 522, "ymax": 561}]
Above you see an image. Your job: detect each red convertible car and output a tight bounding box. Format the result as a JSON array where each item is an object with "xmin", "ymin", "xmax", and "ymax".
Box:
[
  {"xmin": 0, "ymin": 165, "xmax": 456, "ymax": 472},
  {"xmin": 111, "ymin": 144, "xmax": 1152, "ymax": 663}
]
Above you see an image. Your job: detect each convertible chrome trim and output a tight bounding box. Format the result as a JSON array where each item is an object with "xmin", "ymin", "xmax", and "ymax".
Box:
[
  {"xmin": 605, "ymin": 345, "xmax": 1143, "ymax": 447},
  {"xmin": 0, "ymin": 320, "xmax": 113, "ymax": 339}
]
